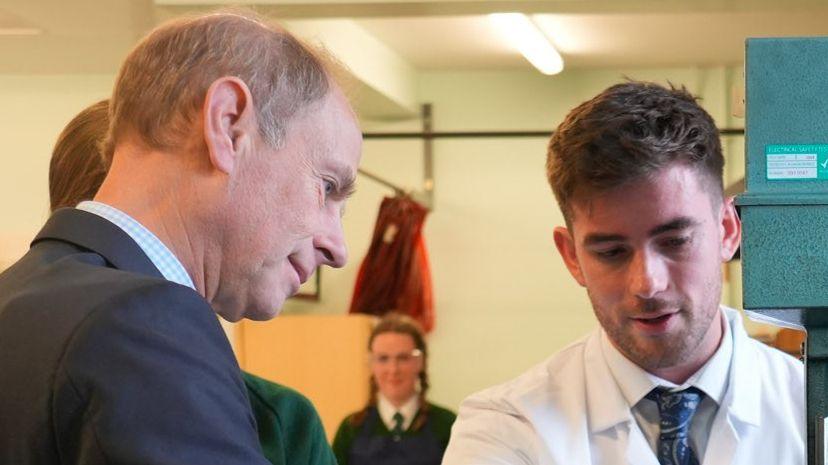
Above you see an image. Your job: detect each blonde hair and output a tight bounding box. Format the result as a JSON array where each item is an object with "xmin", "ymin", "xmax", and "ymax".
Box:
[{"xmin": 103, "ymin": 10, "xmax": 331, "ymax": 162}]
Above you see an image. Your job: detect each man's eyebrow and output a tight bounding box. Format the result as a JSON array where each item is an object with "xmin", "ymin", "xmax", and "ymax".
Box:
[
  {"xmin": 332, "ymin": 168, "xmax": 356, "ymax": 199},
  {"xmin": 583, "ymin": 233, "xmax": 626, "ymax": 247},
  {"xmin": 648, "ymin": 217, "xmax": 698, "ymax": 237},
  {"xmin": 581, "ymin": 217, "xmax": 699, "ymax": 246}
]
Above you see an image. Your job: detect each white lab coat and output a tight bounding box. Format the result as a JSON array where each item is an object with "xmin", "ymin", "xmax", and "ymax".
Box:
[{"xmin": 442, "ymin": 307, "xmax": 804, "ymax": 465}]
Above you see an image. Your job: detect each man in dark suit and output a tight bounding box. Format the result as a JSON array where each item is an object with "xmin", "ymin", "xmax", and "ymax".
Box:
[{"xmin": 0, "ymin": 11, "xmax": 362, "ymax": 465}]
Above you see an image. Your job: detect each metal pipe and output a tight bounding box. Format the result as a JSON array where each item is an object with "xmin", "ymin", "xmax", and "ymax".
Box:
[
  {"xmin": 357, "ymin": 168, "xmax": 406, "ymax": 195},
  {"xmin": 363, "ymin": 127, "xmax": 745, "ymax": 139},
  {"xmin": 421, "ymin": 104, "xmax": 434, "ymax": 210}
]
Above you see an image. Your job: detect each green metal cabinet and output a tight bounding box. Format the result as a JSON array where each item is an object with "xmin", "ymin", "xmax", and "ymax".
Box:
[{"xmin": 739, "ymin": 37, "xmax": 828, "ymax": 465}]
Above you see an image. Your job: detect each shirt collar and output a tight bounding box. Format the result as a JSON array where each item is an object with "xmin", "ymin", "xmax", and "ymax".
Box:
[
  {"xmin": 76, "ymin": 201, "xmax": 195, "ymax": 290},
  {"xmin": 377, "ymin": 393, "xmax": 420, "ymax": 431}
]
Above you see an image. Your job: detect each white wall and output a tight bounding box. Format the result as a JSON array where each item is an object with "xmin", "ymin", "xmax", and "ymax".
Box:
[{"xmin": 0, "ymin": 74, "xmax": 113, "ymax": 267}]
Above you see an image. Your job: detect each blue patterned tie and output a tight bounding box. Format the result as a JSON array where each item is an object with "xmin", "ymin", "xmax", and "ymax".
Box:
[{"xmin": 647, "ymin": 387, "xmax": 703, "ymax": 465}]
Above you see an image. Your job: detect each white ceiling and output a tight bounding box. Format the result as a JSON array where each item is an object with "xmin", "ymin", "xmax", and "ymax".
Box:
[
  {"xmin": 355, "ymin": 8, "xmax": 828, "ymax": 71},
  {"xmin": 3, "ymin": 0, "xmax": 828, "ymax": 75}
]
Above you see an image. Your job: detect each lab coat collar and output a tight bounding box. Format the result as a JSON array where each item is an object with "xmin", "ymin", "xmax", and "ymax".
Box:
[
  {"xmin": 719, "ymin": 306, "xmax": 762, "ymax": 427},
  {"xmin": 584, "ymin": 331, "xmax": 634, "ymax": 433}
]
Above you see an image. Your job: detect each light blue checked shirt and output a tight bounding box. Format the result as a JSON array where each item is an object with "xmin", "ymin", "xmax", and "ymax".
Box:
[{"xmin": 76, "ymin": 201, "xmax": 195, "ymax": 291}]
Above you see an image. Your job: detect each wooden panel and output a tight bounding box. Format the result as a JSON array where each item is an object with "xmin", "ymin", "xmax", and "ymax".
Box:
[
  {"xmin": 237, "ymin": 314, "xmax": 375, "ymax": 441},
  {"xmin": 775, "ymin": 328, "xmax": 806, "ymax": 358}
]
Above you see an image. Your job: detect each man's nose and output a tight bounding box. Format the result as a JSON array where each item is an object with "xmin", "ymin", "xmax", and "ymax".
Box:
[
  {"xmin": 314, "ymin": 213, "xmax": 348, "ymax": 268},
  {"xmin": 629, "ymin": 250, "xmax": 668, "ymax": 299}
]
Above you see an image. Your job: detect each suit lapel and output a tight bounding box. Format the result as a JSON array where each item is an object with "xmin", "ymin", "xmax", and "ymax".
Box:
[{"xmin": 32, "ymin": 208, "xmax": 164, "ymax": 279}]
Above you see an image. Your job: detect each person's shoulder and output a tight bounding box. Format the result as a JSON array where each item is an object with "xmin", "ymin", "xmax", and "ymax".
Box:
[
  {"xmin": 443, "ymin": 339, "xmax": 592, "ymax": 465},
  {"xmin": 243, "ymin": 372, "xmax": 335, "ymax": 465},
  {"xmin": 70, "ymin": 278, "xmax": 217, "ymax": 349},
  {"xmin": 242, "ymin": 371, "xmax": 319, "ymax": 418},
  {"xmin": 426, "ymin": 401, "xmax": 457, "ymax": 421},
  {"xmin": 725, "ymin": 306, "xmax": 804, "ymax": 413},
  {"xmin": 726, "ymin": 307, "xmax": 804, "ymax": 379},
  {"xmin": 102, "ymin": 275, "xmax": 208, "ymax": 311},
  {"xmin": 11, "ymin": 249, "xmax": 207, "ymax": 321},
  {"xmin": 2, "ymin": 254, "xmax": 215, "ymax": 357},
  {"xmin": 42, "ymin": 280, "xmax": 263, "ymax": 464},
  {"xmin": 743, "ymin": 331, "xmax": 805, "ymax": 391},
  {"xmin": 463, "ymin": 334, "xmax": 591, "ymax": 412},
  {"xmin": 424, "ymin": 401, "xmax": 457, "ymax": 443},
  {"xmin": 336, "ymin": 407, "xmax": 368, "ymax": 429},
  {"xmin": 333, "ymin": 407, "xmax": 370, "ymax": 453},
  {"xmin": 60, "ymin": 277, "xmax": 232, "ymax": 380}
]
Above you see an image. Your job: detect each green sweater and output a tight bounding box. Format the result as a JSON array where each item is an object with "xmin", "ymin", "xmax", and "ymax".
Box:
[
  {"xmin": 331, "ymin": 402, "xmax": 456, "ymax": 465},
  {"xmin": 243, "ymin": 372, "xmax": 337, "ymax": 465}
]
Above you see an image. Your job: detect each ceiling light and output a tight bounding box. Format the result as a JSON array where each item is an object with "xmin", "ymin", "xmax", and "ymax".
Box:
[
  {"xmin": 489, "ymin": 12, "xmax": 563, "ymax": 75},
  {"xmin": 0, "ymin": 28, "xmax": 41, "ymax": 36}
]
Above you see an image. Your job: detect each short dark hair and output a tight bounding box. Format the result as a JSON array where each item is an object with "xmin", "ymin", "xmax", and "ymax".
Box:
[{"xmin": 546, "ymin": 81, "xmax": 724, "ymax": 222}]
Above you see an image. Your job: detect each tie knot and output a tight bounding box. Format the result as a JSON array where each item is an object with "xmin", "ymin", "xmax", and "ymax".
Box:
[
  {"xmin": 647, "ymin": 387, "xmax": 704, "ymax": 439},
  {"xmin": 392, "ymin": 412, "xmax": 404, "ymax": 433}
]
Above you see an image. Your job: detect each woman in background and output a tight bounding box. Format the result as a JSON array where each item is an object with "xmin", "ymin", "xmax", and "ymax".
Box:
[
  {"xmin": 48, "ymin": 99, "xmax": 335, "ymax": 465},
  {"xmin": 333, "ymin": 313, "xmax": 456, "ymax": 465}
]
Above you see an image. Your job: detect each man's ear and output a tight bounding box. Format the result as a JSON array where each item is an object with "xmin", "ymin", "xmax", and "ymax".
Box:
[
  {"xmin": 719, "ymin": 196, "xmax": 742, "ymax": 261},
  {"xmin": 553, "ymin": 226, "xmax": 587, "ymax": 287},
  {"xmin": 202, "ymin": 77, "xmax": 255, "ymax": 174}
]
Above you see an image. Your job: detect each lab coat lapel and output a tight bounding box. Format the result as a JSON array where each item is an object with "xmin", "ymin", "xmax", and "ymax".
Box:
[
  {"xmin": 626, "ymin": 422, "xmax": 660, "ymax": 465},
  {"xmin": 701, "ymin": 309, "xmax": 760, "ymax": 465},
  {"xmin": 583, "ymin": 331, "xmax": 659, "ymax": 465},
  {"xmin": 701, "ymin": 413, "xmax": 740, "ymax": 465}
]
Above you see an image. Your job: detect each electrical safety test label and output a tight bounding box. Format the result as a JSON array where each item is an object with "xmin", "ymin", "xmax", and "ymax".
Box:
[{"xmin": 766, "ymin": 144, "xmax": 828, "ymax": 180}]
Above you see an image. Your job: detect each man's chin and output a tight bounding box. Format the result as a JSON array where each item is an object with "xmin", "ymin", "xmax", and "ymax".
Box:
[
  {"xmin": 245, "ymin": 299, "xmax": 285, "ymax": 321},
  {"xmin": 211, "ymin": 286, "xmax": 286, "ymax": 321},
  {"xmin": 230, "ymin": 292, "xmax": 286, "ymax": 322}
]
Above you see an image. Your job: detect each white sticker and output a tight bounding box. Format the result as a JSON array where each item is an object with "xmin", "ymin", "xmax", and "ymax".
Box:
[{"xmin": 767, "ymin": 153, "xmax": 818, "ymax": 179}]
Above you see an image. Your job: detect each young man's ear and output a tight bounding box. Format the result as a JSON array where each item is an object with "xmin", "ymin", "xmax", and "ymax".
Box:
[
  {"xmin": 553, "ymin": 226, "xmax": 587, "ymax": 287},
  {"xmin": 719, "ymin": 196, "xmax": 742, "ymax": 262},
  {"xmin": 202, "ymin": 76, "xmax": 255, "ymax": 174}
]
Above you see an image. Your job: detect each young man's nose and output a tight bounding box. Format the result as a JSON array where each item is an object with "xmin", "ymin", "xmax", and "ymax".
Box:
[{"xmin": 628, "ymin": 251, "xmax": 668, "ymax": 299}]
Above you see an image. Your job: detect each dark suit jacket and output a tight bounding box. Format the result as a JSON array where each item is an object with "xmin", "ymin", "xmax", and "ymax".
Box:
[{"xmin": 0, "ymin": 208, "xmax": 270, "ymax": 465}]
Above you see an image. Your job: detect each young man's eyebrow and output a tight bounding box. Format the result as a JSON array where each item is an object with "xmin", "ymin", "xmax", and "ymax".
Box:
[
  {"xmin": 648, "ymin": 217, "xmax": 699, "ymax": 237},
  {"xmin": 581, "ymin": 217, "xmax": 700, "ymax": 246},
  {"xmin": 583, "ymin": 233, "xmax": 626, "ymax": 247}
]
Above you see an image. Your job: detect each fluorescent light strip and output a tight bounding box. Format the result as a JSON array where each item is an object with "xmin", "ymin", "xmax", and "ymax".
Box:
[
  {"xmin": 489, "ymin": 13, "xmax": 563, "ymax": 75},
  {"xmin": 0, "ymin": 28, "xmax": 42, "ymax": 36}
]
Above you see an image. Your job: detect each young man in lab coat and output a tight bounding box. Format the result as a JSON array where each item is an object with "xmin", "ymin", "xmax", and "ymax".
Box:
[{"xmin": 442, "ymin": 82, "xmax": 804, "ymax": 465}]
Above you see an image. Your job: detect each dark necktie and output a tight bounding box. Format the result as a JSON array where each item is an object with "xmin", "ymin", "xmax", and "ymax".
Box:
[
  {"xmin": 646, "ymin": 387, "xmax": 704, "ymax": 465},
  {"xmin": 391, "ymin": 412, "xmax": 404, "ymax": 440}
]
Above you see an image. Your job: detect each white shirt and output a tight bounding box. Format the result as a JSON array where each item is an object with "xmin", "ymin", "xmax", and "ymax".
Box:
[
  {"xmin": 377, "ymin": 394, "xmax": 419, "ymax": 432},
  {"xmin": 602, "ymin": 310, "xmax": 732, "ymax": 459},
  {"xmin": 443, "ymin": 307, "xmax": 805, "ymax": 465}
]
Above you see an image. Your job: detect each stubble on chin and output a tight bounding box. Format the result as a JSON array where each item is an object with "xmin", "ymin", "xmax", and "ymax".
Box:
[{"xmin": 590, "ymin": 292, "xmax": 722, "ymax": 373}]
